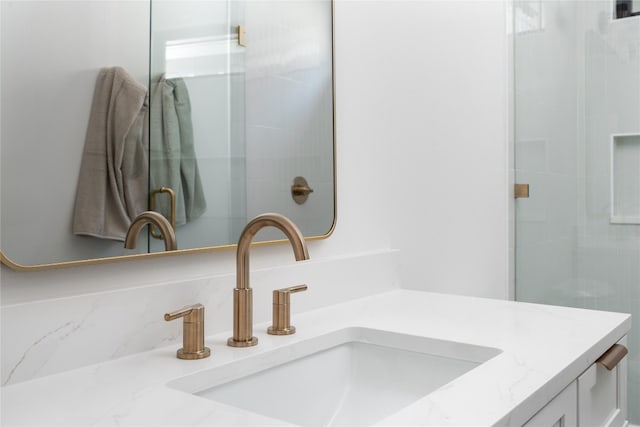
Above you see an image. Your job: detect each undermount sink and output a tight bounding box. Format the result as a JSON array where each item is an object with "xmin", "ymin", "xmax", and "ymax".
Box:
[{"xmin": 167, "ymin": 327, "xmax": 501, "ymax": 426}]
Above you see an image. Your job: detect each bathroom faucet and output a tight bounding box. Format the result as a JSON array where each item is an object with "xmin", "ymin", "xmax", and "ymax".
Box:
[
  {"xmin": 228, "ymin": 213, "xmax": 309, "ymax": 348},
  {"xmin": 124, "ymin": 211, "xmax": 177, "ymax": 251},
  {"xmin": 164, "ymin": 303, "xmax": 211, "ymax": 360}
]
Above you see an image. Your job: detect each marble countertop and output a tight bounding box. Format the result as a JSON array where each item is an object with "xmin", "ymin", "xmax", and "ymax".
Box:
[{"xmin": 1, "ymin": 290, "xmax": 631, "ymax": 426}]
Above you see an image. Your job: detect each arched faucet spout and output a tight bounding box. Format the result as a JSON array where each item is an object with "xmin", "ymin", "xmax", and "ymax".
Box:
[
  {"xmin": 124, "ymin": 211, "xmax": 177, "ymax": 252},
  {"xmin": 228, "ymin": 213, "xmax": 309, "ymax": 347},
  {"xmin": 236, "ymin": 213, "xmax": 309, "ymax": 290}
]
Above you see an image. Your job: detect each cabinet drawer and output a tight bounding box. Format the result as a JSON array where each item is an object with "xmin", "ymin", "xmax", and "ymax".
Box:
[
  {"xmin": 577, "ymin": 343, "xmax": 628, "ymax": 427},
  {"xmin": 523, "ymin": 381, "xmax": 578, "ymax": 427}
]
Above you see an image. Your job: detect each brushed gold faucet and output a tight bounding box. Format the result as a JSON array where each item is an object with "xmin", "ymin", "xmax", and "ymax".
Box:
[
  {"xmin": 228, "ymin": 213, "xmax": 309, "ymax": 348},
  {"xmin": 124, "ymin": 211, "xmax": 177, "ymax": 251},
  {"xmin": 164, "ymin": 304, "xmax": 211, "ymax": 359},
  {"xmin": 268, "ymin": 284, "xmax": 308, "ymax": 335}
]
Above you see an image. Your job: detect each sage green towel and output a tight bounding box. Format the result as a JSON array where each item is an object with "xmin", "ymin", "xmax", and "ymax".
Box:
[
  {"xmin": 72, "ymin": 67, "xmax": 148, "ymax": 241},
  {"xmin": 149, "ymin": 76, "xmax": 206, "ymax": 225}
]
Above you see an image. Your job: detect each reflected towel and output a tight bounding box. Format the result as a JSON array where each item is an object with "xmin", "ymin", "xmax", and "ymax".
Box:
[
  {"xmin": 72, "ymin": 67, "xmax": 148, "ymax": 241},
  {"xmin": 149, "ymin": 76, "xmax": 206, "ymax": 225}
]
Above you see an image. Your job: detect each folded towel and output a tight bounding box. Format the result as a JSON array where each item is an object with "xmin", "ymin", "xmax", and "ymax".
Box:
[
  {"xmin": 149, "ymin": 76, "xmax": 206, "ymax": 225},
  {"xmin": 72, "ymin": 67, "xmax": 148, "ymax": 241}
]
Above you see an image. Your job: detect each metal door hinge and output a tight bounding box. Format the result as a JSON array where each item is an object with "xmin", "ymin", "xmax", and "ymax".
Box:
[
  {"xmin": 237, "ymin": 25, "xmax": 246, "ymax": 47},
  {"xmin": 514, "ymin": 183, "xmax": 530, "ymax": 199}
]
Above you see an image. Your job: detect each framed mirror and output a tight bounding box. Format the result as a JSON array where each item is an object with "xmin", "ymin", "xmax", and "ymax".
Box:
[{"xmin": 0, "ymin": 0, "xmax": 335, "ymax": 270}]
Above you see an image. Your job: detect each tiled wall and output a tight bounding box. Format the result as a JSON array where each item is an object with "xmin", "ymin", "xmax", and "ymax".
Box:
[
  {"xmin": 514, "ymin": 0, "xmax": 580, "ymax": 304},
  {"xmin": 580, "ymin": 3, "xmax": 640, "ymax": 422},
  {"xmin": 513, "ymin": 1, "xmax": 640, "ymax": 422}
]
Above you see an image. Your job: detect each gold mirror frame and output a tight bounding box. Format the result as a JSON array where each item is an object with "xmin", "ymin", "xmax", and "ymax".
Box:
[
  {"xmin": 0, "ymin": 167, "xmax": 337, "ymax": 271},
  {"xmin": 0, "ymin": 227, "xmax": 336, "ymax": 272},
  {"xmin": 0, "ymin": 1, "xmax": 336, "ymax": 272}
]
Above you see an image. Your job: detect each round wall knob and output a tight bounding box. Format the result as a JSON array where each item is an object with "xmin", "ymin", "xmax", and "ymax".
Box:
[{"xmin": 291, "ymin": 176, "xmax": 314, "ymax": 204}]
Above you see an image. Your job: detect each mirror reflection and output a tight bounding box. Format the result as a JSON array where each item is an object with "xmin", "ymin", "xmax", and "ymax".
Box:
[{"xmin": 0, "ymin": 0, "xmax": 335, "ymax": 268}]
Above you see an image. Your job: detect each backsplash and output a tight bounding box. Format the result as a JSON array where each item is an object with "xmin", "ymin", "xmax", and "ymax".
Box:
[{"xmin": 1, "ymin": 250, "xmax": 398, "ymax": 386}]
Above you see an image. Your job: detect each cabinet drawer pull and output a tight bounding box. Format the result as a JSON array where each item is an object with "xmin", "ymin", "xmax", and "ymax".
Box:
[{"xmin": 596, "ymin": 343, "xmax": 627, "ymax": 370}]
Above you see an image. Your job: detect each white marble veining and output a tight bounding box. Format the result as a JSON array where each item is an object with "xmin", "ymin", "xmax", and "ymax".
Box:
[
  {"xmin": 0, "ymin": 250, "xmax": 399, "ymax": 386},
  {"xmin": 1, "ymin": 290, "xmax": 630, "ymax": 426}
]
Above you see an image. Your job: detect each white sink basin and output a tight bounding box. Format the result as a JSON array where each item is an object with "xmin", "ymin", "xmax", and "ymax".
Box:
[{"xmin": 167, "ymin": 328, "xmax": 501, "ymax": 426}]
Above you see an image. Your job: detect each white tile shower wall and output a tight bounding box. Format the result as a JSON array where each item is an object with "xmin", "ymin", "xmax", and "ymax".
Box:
[
  {"xmin": 1, "ymin": 250, "xmax": 399, "ymax": 386},
  {"xmin": 514, "ymin": 0, "xmax": 580, "ymax": 303},
  {"xmin": 514, "ymin": 1, "xmax": 640, "ymax": 422},
  {"xmin": 578, "ymin": 3, "xmax": 640, "ymax": 421}
]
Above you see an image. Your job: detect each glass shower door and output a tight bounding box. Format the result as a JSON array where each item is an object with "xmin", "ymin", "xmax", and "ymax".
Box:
[
  {"xmin": 513, "ymin": 1, "xmax": 640, "ymax": 423},
  {"xmin": 149, "ymin": 0, "xmax": 247, "ymax": 252}
]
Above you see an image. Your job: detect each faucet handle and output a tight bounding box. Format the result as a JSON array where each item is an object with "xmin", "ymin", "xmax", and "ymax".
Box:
[
  {"xmin": 267, "ymin": 285, "xmax": 308, "ymax": 336},
  {"xmin": 164, "ymin": 304, "xmax": 211, "ymax": 360}
]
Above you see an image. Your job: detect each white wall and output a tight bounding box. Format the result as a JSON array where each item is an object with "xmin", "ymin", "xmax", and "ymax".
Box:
[
  {"xmin": 337, "ymin": 0, "xmax": 510, "ymax": 298},
  {"xmin": 1, "ymin": 0, "xmax": 510, "ymax": 384}
]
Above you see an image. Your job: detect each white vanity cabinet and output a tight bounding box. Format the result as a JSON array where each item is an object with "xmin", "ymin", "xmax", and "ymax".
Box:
[
  {"xmin": 577, "ymin": 341, "xmax": 628, "ymax": 427},
  {"xmin": 523, "ymin": 338, "xmax": 628, "ymax": 427},
  {"xmin": 523, "ymin": 381, "xmax": 578, "ymax": 427}
]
